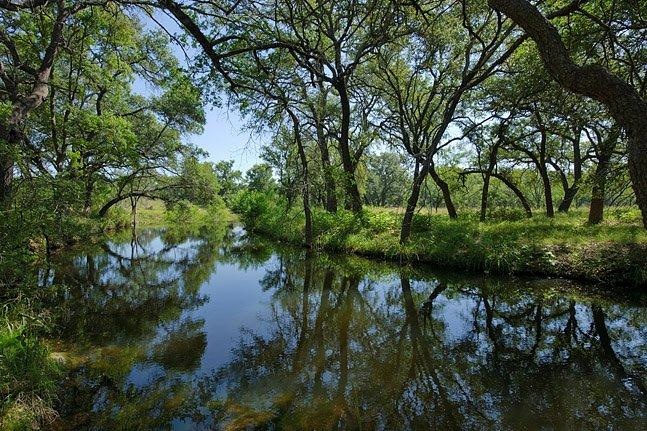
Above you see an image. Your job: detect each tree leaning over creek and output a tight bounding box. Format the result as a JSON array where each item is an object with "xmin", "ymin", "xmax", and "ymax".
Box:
[{"xmin": 487, "ymin": 0, "xmax": 647, "ymax": 228}]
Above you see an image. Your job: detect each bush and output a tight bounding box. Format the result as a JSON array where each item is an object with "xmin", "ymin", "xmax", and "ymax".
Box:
[
  {"xmin": 231, "ymin": 200, "xmax": 647, "ymax": 286},
  {"xmin": 230, "ymin": 190, "xmax": 287, "ymax": 233},
  {"xmin": 487, "ymin": 207, "xmax": 530, "ymax": 222}
]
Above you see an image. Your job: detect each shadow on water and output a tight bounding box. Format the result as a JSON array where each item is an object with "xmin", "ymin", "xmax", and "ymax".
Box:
[{"xmin": 39, "ymin": 226, "xmax": 646, "ymax": 430}]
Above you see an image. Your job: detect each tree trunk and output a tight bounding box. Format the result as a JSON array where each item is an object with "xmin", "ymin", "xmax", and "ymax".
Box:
[
  {"xmin": 98, "ymin": 192, "xmax": 152, "ymax": 217},
  {"xmin": 488, "ymin": 0, "xmax": 647, "ymax": 228},
  {"xmin": 629, "ymin": 136, "xmax": 647, "ymax": 228},
  {"xmin": 558, "ymin": 185, "xmax": 578, "ymax": 213},
  {"xmin": 496, "ymin": 174, "xmax": 533, "ymax": 218},
  {"xmin": 0, "ymin": 2, "xmax": 65, "ymax": 206},
  {"xmin": 130, "ymin": 196, "xmax": 138, "ymax": 228},
  {"xmin": 400, "ymin": 161, "xmax": 429, "ymax": 244},
  {"xmin": 83, "ymin": 178, "xmax": 94, "ymax": 215},
  {"xmin": 429, "ymin": 162, "xmax": 457, "ymax": 219},
  {"xmin": 538, "ymin": 166, "xmax": 554, "ymax": 217},
  {"xmin": 464, "ymin": 170, "xmax": 533, "ymax": 217},
  {"xmin": 0, "ymin": 150, "xmax": 13, "ymax": 208},
  {"xmin": 480, "ymin": 171, "xmax": 491, "ymax": 222},
  {"xmin": 588, "ymin": 154, "xmax": 610, "ymax": 224},
  {"xmin": 289, "ymin": 112, "xmax": 313, "ymax": 249},
  {"xmin": 334, "ymin": 79, "xmax": 362, "ymax": 213},
  {"xmin": 480, "ymin": 143, "xmax": 500, "ymax": 221},
  {"xmin": 557, "ymin": 131, "xmax": 582, "ymax": 213},
  {"xmin": 315, "ymin": 118, "xmax": 337, "ymax": 213}
]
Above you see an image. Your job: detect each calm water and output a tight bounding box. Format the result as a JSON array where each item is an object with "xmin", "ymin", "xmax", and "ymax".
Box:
[{"xmin": 39, "ymin": 226, "xmax": 646, "ymax": 430}]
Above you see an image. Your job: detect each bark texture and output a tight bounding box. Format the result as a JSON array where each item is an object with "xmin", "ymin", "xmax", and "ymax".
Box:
[
  {"xmin": 488, "ymin": 0, "xmax": 647, "ymax": 227},
  {"xmin": 429, "ymin": 162, "xmax": 458, "ymax": 219},
  {"xmin": 400, "ymin": 162, "xmax": 430, "ymax": 244},
  {"xmin": 0, "ymin": 0, "xmax": 66, "ymax": 206},
  {"xmin": 335, "ymin": 79, "xmax": 363, "ymax": 213}
]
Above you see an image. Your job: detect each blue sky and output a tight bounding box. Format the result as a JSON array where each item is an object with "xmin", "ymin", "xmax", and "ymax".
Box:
[
  {"xmin": 140, "ymin": 10, "xmax": 262, "ymax": 173},
  {"xmin": 189, "ymin": 105, "xmax": 261, "ymax": 173}
]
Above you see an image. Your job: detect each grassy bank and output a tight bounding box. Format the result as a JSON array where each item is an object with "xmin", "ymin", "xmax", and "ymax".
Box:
[
  {"xmin": 233, "ymin": 192, "xmax": 647, "ymax": 287},
  {"xmin": 0, "ymin": 298, "xmax": 62, "ymax": 431}
]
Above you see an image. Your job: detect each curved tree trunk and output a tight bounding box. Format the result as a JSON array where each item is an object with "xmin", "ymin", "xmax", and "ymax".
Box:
[
  {"xmin": 558, "ymin": 186, "xmax": 579, "ymax": 213},
  {"xmin": 463, "ymin": 170, "xmax": 533, "ymax": 217},
  {"xmin": 429, "ymin": 162, "xmax": 457, "ymax": 219},
  {"xmin": 97, "ymin": 192, "xmax": 154, "ymax": 218},
  {"xmin": 488, "ymin": 0, "xmax": 647, "ymax": 228},
  {"xmin": 0, "ymin": 1, "xmax": 66, "ymax": 207},
  {"xmin": 494, "ymin": 173, "xmax": 533, "ymax": 218},
  {"xmin": 400, "ymin": 161, "xmax": 430, "ymax": 244}
]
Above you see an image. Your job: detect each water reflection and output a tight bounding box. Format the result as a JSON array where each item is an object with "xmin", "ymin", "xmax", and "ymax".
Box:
[{"xmin": 44, "ymin": 228, "xmax": 646, "ymax": 430}]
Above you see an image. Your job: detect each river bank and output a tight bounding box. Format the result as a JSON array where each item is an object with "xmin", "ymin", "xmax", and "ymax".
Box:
[{"xmin": 235, "ymin": 203, "xmax": 647, "ymax": 288}]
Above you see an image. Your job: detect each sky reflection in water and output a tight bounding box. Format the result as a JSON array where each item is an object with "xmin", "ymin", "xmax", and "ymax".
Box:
[{"xmin": 42, "ymin": 227, "xmax": 646, "ymax": 431}]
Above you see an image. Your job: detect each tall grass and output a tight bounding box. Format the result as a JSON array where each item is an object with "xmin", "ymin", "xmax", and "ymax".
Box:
[
  {"xmin": 0, "ymin": 299, "xmax": 61, "ymax": 430},
  {"xmin": 232, "ymin": 191, "xmax": 647, "ymax": 287}
]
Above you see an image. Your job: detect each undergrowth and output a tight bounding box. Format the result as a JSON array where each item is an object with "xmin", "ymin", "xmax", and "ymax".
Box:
[
  {"xmin": 231, "ymin": 191, "xmax": 647, "ymax": 287},
  {"xmin": 0, "ymin": 298, "xmax": 61, "ymax": 430}
]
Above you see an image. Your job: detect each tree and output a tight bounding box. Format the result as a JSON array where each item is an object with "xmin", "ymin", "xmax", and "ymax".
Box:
[
  {"xmin": 364, "ymin": 151, "xmax": 409, "ymax": 207},
  {"xmin": 1, "ymin": 3, "xmax": 207, "ymax": 225},
  {"xmin": 373, "ymin": 0, "xmax": 523, "ymax": 242},
  {"xmin": 155, "ymin": 0, "xmax": 404, "ymax": 213},
  {"xmin": 0, "ymin": 0, "xmax": 82, "ymax": 206},
  {"xmin": 487, "ymin": 0, "xmax": 647, "ymax": 228},
  {"xmin": 245, "ymin": 163, "xmax": 275, "ymax": 192},
  {"xmin": 214, "ymin": 160, "xmax": 242, "ymax": 203}
]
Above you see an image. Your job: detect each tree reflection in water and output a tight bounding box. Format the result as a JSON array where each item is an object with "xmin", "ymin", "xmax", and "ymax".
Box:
[{"xmin": 44, "ymin": 229, "xmax": 645, "ymax": 430}]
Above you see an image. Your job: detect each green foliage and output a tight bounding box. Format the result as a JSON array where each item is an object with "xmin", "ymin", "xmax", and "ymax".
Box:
[
  {"xmin": 168, "ymin": 158, "xmax": 222, "ymax": 206},
  {"xmin": 234, "ymin": 203, "xmax": 647, "ymax": 286},
  {"xmin": 214, "ymin": 160, "xmax": 243, "ymax": 203},
  {"xmin": 231, "ymin": 189, "xmax": 286, "ymax": 232},
  {"xmin": 364, "ymin": 152, "xmax": 409, "ymax": 207},
  {"xmin": 244, "ymin": 163, "xmax": 277, "ymax": 192},
  {"xmin": 0, "ymin": 304, "xmax": 61, "ymax": 430}
]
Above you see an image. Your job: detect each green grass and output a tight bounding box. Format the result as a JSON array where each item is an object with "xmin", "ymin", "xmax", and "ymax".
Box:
[
  {"xmin": 120, "ymin": 198, "xmax": 237, "ymax": 228},
  {"xmin": 233, "ymin": 192, "xmax": 647, "ymax": 287},
  {"xmin": 0, "ymin": 304, "xmax": 62, "ymax": 430}
]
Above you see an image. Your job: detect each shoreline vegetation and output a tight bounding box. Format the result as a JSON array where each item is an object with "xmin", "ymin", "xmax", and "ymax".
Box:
[
  {"xmin": 2, "ymin": 215, "xmax": 643, "ymax": 429},
  {"xmin": 232, "ymin": 192, "xmax": 647, "ymax": 288}
]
